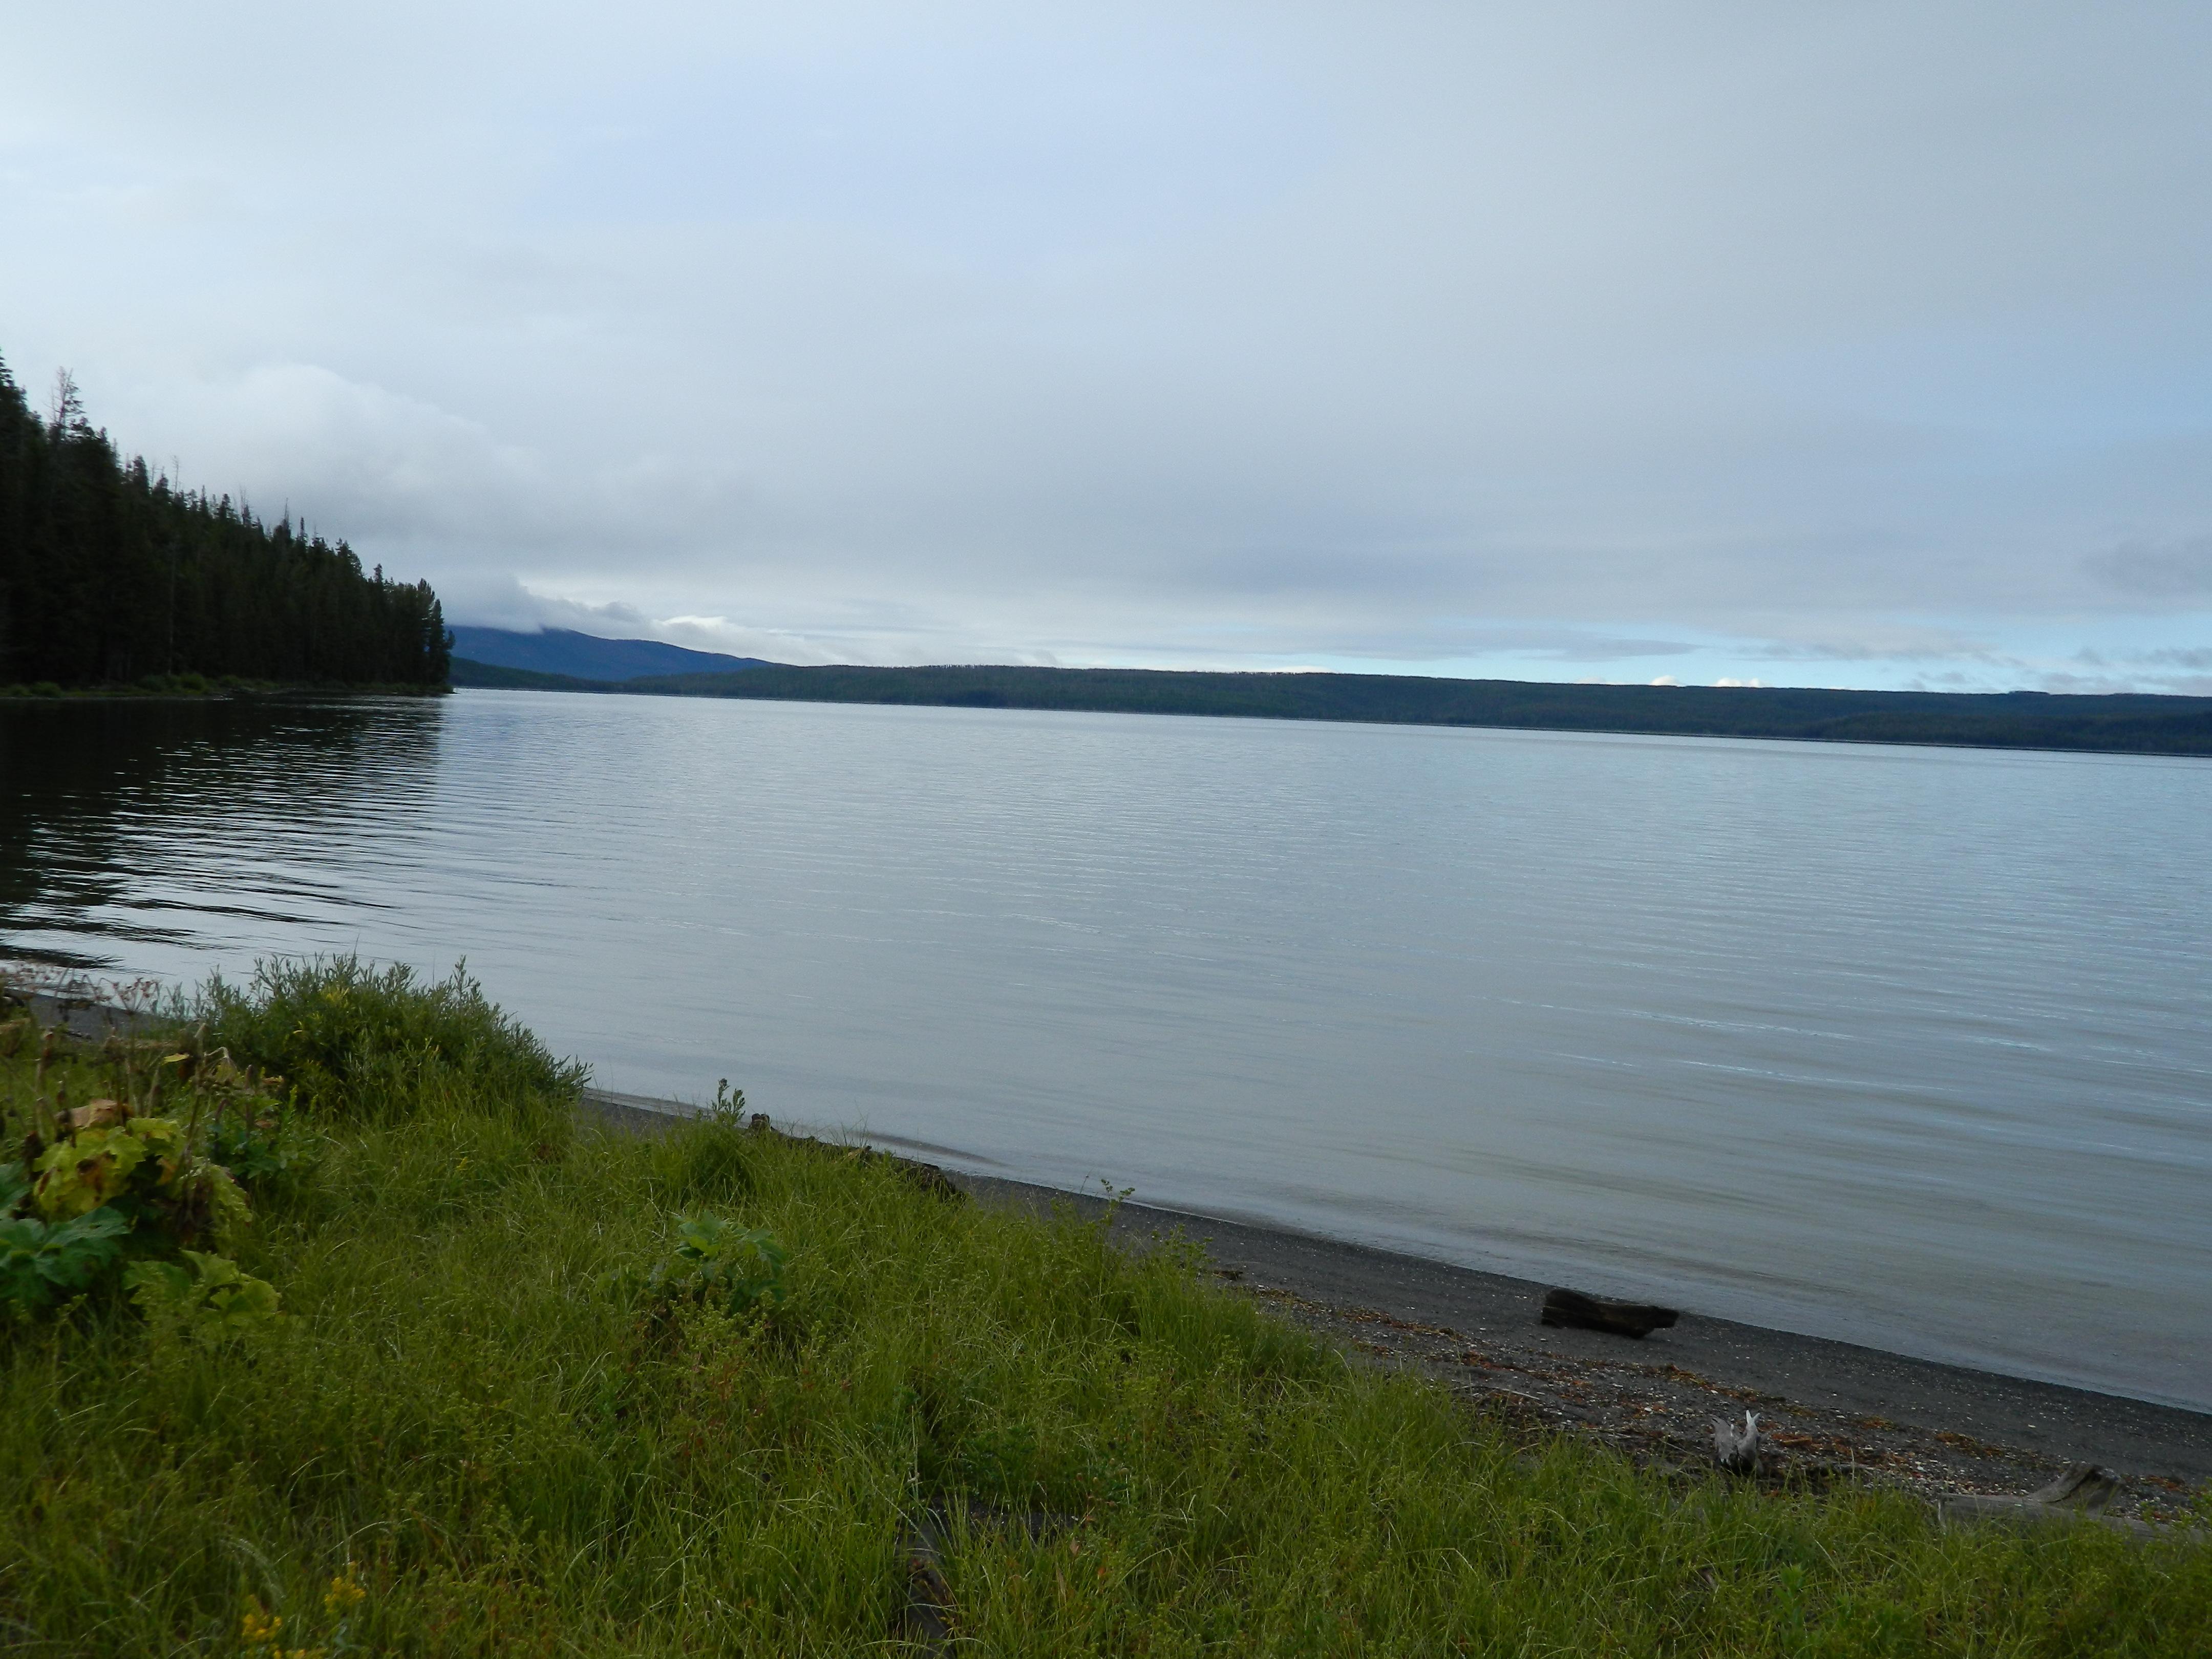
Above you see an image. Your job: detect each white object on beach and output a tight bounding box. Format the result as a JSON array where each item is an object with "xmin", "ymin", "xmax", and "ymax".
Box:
[{"xmin": 1713, "ymin": 1410, "xmax": 1760, "ymax": 1474}]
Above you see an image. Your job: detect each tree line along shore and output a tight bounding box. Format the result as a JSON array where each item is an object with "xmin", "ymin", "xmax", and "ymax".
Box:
[
  {"xmin": 454, "ymin": 655, "xmax": 2212, "ymax": 757},
  {"xmin": 2, "ymin": 959, "xmax": 2206, "ymax": 1653},
  {"xmin": 0, "ymin": 357, "xmax": 446, "ymax": 693}
]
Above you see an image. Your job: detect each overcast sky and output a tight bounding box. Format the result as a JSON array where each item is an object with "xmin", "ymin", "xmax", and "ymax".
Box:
[{"xmin": 6, "ymin": 3, "xmax": 2210, "ymax": 690}]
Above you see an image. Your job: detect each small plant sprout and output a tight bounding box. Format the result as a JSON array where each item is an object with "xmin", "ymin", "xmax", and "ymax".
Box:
[{"xmin": 709, "ymin": 1076, "xmax": 747, "ymax": 1124}]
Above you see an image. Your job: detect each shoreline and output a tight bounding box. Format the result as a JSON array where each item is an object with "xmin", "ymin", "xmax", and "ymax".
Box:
[
  {"xmin": 8, "ymin": 989, "xmax": 2201, "ymax": 1514},
  {"xmin": 588, "ymin": 1086, "xmax": 2211, "ymax": 1516}
]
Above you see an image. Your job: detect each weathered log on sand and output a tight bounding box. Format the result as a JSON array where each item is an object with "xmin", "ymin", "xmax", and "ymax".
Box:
[
  {"xmin": 1936, "ymin": 1463, "xmax": 2170, "ymax": 1536},
  {"xmin": 1540, "ymin": 1287, "xmax": 1681, "ymax": 1338}
]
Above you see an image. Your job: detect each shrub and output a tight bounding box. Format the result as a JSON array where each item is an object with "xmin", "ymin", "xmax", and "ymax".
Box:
[
  {"xmin": 198, "ymin": 957, "xmax": 586, "ymax": 1126},
  {"xmin": 645, "ymin": 1212, "xmax": 788, "ymax": 1316}
]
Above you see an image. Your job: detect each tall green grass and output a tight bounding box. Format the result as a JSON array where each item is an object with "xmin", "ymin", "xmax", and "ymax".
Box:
[{"xmin": 1, "ymin": 963, "xmax": 2205, "ymax": 1655}]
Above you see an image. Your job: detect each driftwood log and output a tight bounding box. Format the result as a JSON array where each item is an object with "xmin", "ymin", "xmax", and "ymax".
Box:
[
  {"xmin": 1540, "ymin": 1287, "xmax": 1681, "ymax": 1339},
  {"xmin": 1937, "ymin": 1462, "xmax": 2153, "ymax": 1534}
]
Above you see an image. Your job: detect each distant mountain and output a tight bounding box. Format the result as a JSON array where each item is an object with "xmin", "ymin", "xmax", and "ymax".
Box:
[{"xmin": 447, "ymin": 626, "xmax": 770, "ymax": 682}]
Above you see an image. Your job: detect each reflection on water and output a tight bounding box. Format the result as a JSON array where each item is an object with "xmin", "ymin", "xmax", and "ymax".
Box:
[
  {"xmin": 1, "ymin": 699, "xmax": 443, "ymax": 967},
  {"xmin": 4, "ymin": 691, "xmax": 2209, "ymax": 1409}
]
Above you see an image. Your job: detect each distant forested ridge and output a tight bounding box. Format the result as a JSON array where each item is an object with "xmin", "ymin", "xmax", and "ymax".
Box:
[
  {"xmin": 450, "ymin": 656, "xmax": 2212, "ymax": 757},
  {"xmin": 448, "ymin": 625, "xmax": 766, "ymax": 682},
  {"xmin": 0, "ymin": 356, "xmax": 448, "ymax": 689}
]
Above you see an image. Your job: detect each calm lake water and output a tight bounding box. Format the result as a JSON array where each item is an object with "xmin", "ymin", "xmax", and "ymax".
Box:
[{"xmin": 4, "ymin": 691, "xmax": 2208, "ymax": 1409}]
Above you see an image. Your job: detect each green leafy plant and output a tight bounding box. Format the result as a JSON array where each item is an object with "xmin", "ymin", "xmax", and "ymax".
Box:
[
  {"xmin": 30, "ymin": 1109, "xmax": 249, "ymax": 1247},
  {"xmin": 0, "ymin": 1029, "xmax": 269, "ymax": 1323},
  {"xmin": 707, "ymin": 1076, "xmax": 748, "ymax": 1124},
  {"xmin": 204, "ymin": 1114, "xmax": 313, "ymax": 1191},
  {"xmin": 124, "ymin": 1250, "xmax": 284, "ymax": 1341},
  {"xmin": 142, "ymin": 1038, "xmax": 321, "ymax": 1198},
  {"xmin": 32, "ymin": 1112, "xmax": 183, "ymax": 1217},
  {"xmin": 0, "ymin": 1204, "xmax": 131, "ymax": 1316},
  {"xmin": 201, "ymin": 1075, "xmax": 320, "ymax": 1195},
  {"xmin": 646, "ymin": 1213, "xmax": 788, "ymax": 1316}
]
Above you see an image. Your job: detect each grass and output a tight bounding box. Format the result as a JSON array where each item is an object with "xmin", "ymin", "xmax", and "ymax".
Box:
[{"xmin": 1, "ymin": 962, "xmax": 2207, "ymax": 1655}]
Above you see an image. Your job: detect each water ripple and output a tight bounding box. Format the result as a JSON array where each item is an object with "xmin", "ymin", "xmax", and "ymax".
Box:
[{"xmin": 3, "ymin": 692, "xmax": 2208, "ymax": 1406}]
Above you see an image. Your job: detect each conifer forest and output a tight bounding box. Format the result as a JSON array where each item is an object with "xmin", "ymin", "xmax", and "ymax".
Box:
[{"xmin": 0, "ymin": 355, "xmax": 448, "ymax": 690}]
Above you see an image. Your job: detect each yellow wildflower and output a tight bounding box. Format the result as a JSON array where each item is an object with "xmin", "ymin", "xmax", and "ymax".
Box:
[
  {"xmin": 239, "ymin": 1599, "xmax": 282, "ymax": 1645},
  {"xmin": 324, "ymin": 1567, "xmax": 368, "ymax": 1615}
]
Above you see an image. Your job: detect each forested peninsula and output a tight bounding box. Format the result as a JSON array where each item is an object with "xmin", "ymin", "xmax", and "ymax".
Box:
[
  {"xmin": 451, "ymin": 656, "xmax": 2212, "ymax": 757},
  {"xmin": 0, "ymin": 357, "xmax": 448, "ymax": 692}
]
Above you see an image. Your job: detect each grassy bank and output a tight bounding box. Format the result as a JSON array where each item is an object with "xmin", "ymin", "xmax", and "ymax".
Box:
[{"xmin": 3, "ymin": 963, "xmax": 2207, "ymax": 1655}]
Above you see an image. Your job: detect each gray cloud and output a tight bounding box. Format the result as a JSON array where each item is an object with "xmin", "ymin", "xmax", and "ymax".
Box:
[
  {"xmin": 2137, "ymin": 647, "xmax": 2212, "ymax": 670},
  {"xmin": 1749, "ymin": 626, "xmax": 2007, "ymax": 665},
  {"xmin": 2085, "ymin": 538, "xmax": 2212, "ymax": 599},
  {"xmin": 2073, "ymin": 644, "xmax": 2212, "ymax": 671},
  {"xmin": 4, "ymin": 3, "xmax": 2210, "ymax": 686}
]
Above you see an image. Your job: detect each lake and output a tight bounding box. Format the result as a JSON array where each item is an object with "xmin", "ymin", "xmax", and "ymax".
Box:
[{"xmin": 4, "ymin": 690, "xmax": 2208, "ymax": 1409}]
